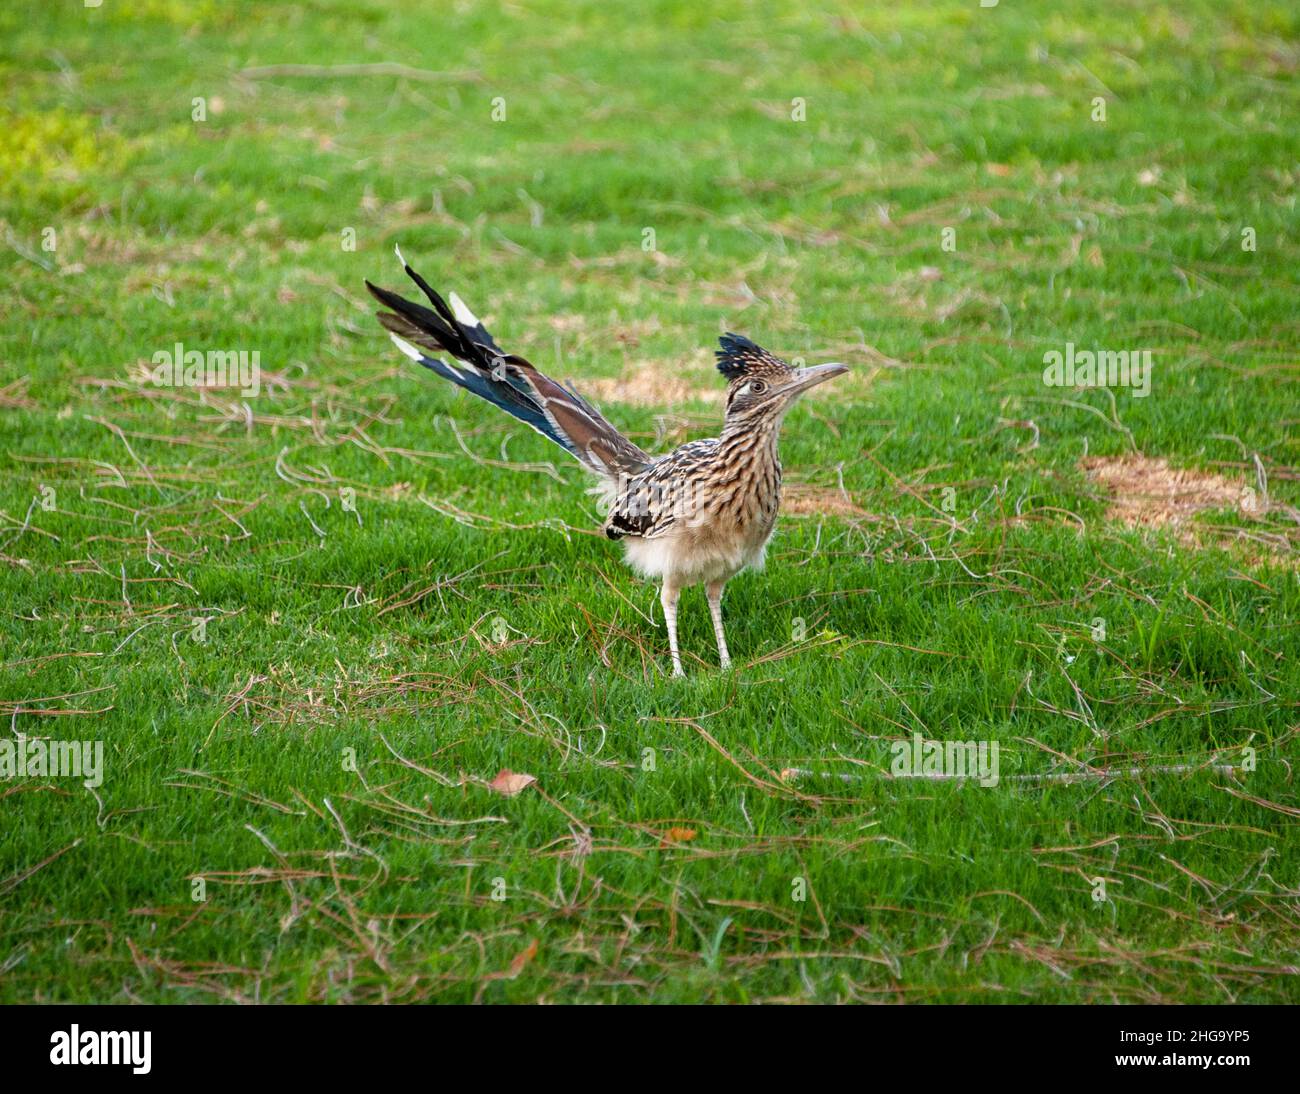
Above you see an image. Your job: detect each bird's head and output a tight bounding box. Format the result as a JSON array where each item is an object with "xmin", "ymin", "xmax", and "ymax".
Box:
[{"xmin": 716, "ymin": 333, "xmax": 847, "ymax": 430}]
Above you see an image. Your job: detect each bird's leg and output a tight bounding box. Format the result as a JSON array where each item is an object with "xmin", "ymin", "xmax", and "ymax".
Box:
[
  {"xmin": 660, "ymin": 581, "xmax": 684, "ymax": 677},
  {"xmin": 706, "ymin": 581, "xmax": 731, "ymax": 670}
]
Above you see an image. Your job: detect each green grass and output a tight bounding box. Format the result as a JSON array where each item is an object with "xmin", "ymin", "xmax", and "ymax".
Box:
[{"xmin": 1, "ymin": 0, "xmax": 1297, "ymax": 1003}]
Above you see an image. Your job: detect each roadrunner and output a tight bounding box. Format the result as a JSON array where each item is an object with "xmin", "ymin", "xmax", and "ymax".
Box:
[{"xmin": 366, "ymin": 252, "xmax": 847, "ymax": 676}]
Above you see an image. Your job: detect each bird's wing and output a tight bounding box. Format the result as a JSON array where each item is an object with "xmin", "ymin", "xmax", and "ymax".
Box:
[{"xmin": 605, "ymin": 439, "xmax": 718, "ymax": 540}]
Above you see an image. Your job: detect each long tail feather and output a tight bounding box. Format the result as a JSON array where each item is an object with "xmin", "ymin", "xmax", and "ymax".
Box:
[{"xmin": 367, "ymin": 256, "xmax": 651, "ymax": 480}]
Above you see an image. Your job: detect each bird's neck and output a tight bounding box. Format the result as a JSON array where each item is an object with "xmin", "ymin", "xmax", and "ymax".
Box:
[
  {"xmin": 712, "ymin": 418, "xmax": 784, "ymax": 532},
  {"xmin": 718, "ymin": 417, "xmax": 782, "ymax": 469}
]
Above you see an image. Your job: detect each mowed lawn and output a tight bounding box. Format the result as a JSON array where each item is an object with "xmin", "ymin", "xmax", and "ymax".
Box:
[{"xmin": 1, "ymin": 0, "xmax": 1297, "ymax": 1003}]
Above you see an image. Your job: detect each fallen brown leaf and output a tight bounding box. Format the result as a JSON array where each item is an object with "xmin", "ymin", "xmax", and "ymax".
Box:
[
  {"xmin": 506, "ymin": 938, "xmax": 538, "ymax": 978},
  {"xmin": 659, "ymin": 827, "xmax": 698, "ymax": 847},
  {"xmin": 488, "ymin": 769, "xmax": 537, "ymax": 797},
  {"xmin": 482, "ymin": 938, "xmax": 539, "ymax": 983}
]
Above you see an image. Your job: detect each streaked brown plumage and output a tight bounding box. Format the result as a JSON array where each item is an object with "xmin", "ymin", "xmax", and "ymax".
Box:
[{"xmin": 367, "ymin": 252, "xmax": 847, "ymax": 676}]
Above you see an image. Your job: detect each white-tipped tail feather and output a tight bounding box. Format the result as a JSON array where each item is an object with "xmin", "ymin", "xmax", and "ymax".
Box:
[
  {"xmin": 448, "ymin": 291, "xmax": 480, "ymax": 328},
  {"xmin": 387, "ymin": 331, "xmax": 422, "ymax": 361}
]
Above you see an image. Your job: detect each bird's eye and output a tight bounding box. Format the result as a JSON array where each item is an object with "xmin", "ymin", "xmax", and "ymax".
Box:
[{"xmin": 750, "ymin": 380, "xmax": 767, "ymax": 394}]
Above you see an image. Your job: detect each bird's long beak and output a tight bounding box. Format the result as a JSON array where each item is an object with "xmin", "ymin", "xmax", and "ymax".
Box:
[{"xmin": 781, "ymin": 362, "xmax": 849, "ymax": 399}]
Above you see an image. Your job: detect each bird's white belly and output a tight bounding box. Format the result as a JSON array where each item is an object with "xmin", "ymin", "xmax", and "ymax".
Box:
[{"xmin": 621, "ymin": 520, "xmax": 774, "ymax": 587}]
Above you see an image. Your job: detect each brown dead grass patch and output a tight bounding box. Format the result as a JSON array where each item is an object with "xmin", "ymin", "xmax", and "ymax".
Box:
[
  {"xmin": 1080, "ymin": 455, "xmax": 1250, "ymax": 529},
  {"xmin": 1081, "ymin": 454, "xmax": 1298, "ymax": 565},
  {"xmin": 781, "ymin": 483, "xmax": 867, "ymax": 517},
  {"xmin": 581, "ymin": 366, "xmax": 721, "ymax": 408}
]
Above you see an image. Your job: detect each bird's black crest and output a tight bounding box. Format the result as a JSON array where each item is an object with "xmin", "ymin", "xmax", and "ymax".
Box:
[{"xmin": 716, "ymin": 333, "xmax": 785, "ymax": 381}]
